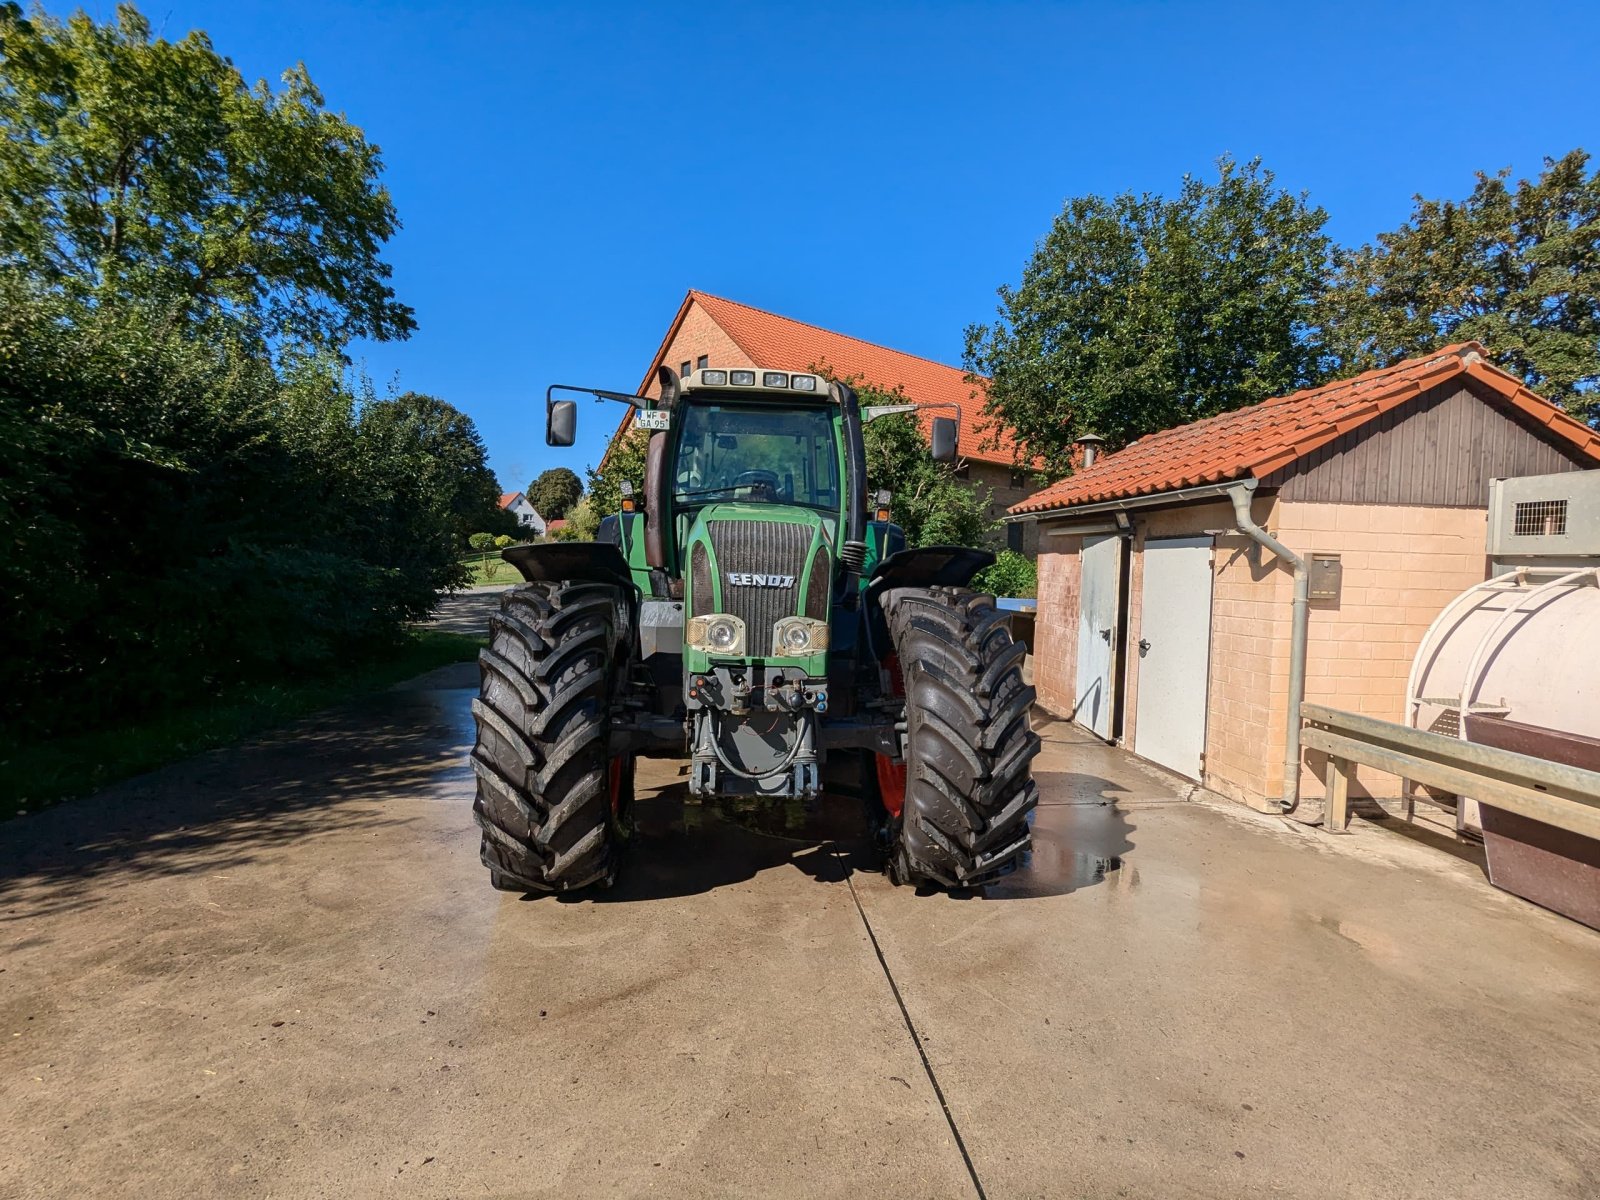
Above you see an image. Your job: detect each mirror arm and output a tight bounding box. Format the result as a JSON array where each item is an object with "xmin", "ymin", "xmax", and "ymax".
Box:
[{"xmin": 545, "ymin": 383, "xmax": 652, "ymax": 420}]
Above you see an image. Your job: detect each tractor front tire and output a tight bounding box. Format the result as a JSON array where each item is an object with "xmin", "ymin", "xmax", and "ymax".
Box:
[
  {"xmin": 471, "ymin": 580, "xmax": 633, "ymax": 893},
  {"xmin": 880, "ymin": 586, "xmax": 1039, "ymax": 888}
]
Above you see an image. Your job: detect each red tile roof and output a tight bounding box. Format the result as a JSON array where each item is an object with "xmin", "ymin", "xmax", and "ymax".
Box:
[
  {"xmin": 631, "ymin": 291, "xmax": 1023, "ymax": 466},
  {"xmin": 544, "ymin": 518, "xmax": 568, "ymax": 533},
  {"xmin": 1010, "ymin": 344, "xmax": 1600, "ymax": 515},
  {"xmin": 497, "ymin": 491, "xmax": 523, "ymax": 510}
]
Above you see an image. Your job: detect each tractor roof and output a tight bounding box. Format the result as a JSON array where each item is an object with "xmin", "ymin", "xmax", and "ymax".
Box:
[{"xmin": 678, "ymin": 368, "xmax": 829, "ymax": 399}]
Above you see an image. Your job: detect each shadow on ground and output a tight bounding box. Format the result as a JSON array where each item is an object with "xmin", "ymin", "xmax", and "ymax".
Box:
[
  {"xmin": 520, "ymin": 767, "xmax": 1138, "ymax": 905},
  {"xmin": 0, "ymin": 686, "xmax": 472, "ymax": 922}
]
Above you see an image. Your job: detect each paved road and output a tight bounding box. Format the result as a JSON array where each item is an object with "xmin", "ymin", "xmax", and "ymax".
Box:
[
  {"xmin": 3, "ymin": 664, "xmax": 1599, "ymax": 1197},
  {"xmin": 421, "ymin": 586, "xmax": 510, "ymax": 637}
]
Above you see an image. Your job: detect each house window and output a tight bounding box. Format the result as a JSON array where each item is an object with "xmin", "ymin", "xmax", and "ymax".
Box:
[
  {"xmin": 680, "ymin": 360, "xmax": 691, "ymax": 378},
  {"xmin": 1009, "ymin": 468, "xmax": 1027, "ymax": 489},
  {"xmin": 696, "ymin": 355, "xmax": 708, "ymax": 370},
  {"xmin": 955, "ymin": 463, "xmax": 971, "ymax": 481},
  {"xmin": 1006, "ymin": 522, "xmax": 1023, "ymax": 552}
]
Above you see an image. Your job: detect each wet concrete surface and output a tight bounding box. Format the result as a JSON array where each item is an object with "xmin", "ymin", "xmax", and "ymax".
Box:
[{"xmin": 3, "ymin": 680, "xmax": 1599, "ymax": 1198}]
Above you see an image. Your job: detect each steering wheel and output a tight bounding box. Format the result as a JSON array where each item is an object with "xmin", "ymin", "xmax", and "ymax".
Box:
[{"xmin": 733, "ymin": 469, "xmax": 780, "ymax": 501}]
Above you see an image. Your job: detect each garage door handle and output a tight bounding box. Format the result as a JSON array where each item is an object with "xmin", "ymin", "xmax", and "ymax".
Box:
[
  {"xmin": 1138, "ymin": 638, "xmax": 1151, "ymax": 655},
  {"xmin": 1099, "ymin": 627, "xmax": 1112, "ymax": 642}
]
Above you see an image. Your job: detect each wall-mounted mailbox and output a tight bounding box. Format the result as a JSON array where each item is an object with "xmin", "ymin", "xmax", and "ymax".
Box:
[{"xmin": 1309, "ymin": 553, "xmax": 1343, "ymax": 603}]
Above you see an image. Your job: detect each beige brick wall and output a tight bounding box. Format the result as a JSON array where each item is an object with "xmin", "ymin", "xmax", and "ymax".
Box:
[
  {"xmin": 642, "ymin": 302, "xmax": 754, "ymax": 398},
  {"xmin": 969, "ymin": 461, "xmax": 1041, "ymax": 553},
  {"xmin": 1205, "ymin": 496, "xmax": 1293, "ymax": 809},
  {"xmin": 1032, "ymin": 535, "xmax": 1081, "ymax": 716},
  {"xmin": 1275, "ymin": 500, "xmax": 1489, "ymax": 801},
  {"xmin": 1203, "ymin": 497, "xmax": 1488, "ymax": 807}
]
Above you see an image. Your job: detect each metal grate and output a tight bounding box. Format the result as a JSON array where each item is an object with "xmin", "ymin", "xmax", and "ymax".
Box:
[
  {"xmin": 1513, "ymin": 499, "xmax": 1567, "ymax": 536},
  {"xmin": 803, "ymin": 544, "xmax": 831, "ymax": 620},
  {"xmin": 690, "ymin": 542, "xmax": 713, "ymax": 615},
  {"xmin": 707, "ymin": 520, "xmax": 810, "ymax": 656}
]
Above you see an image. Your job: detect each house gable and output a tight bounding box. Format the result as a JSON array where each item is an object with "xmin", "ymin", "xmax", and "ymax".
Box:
[
  {"xmin": 1265, "ymin": 379, "xmax": 1594, "ymax": 506},
  {"xmin": 627, "ymin": 290, "xmax": 1026, "ymax": 469},
  {"xmin": 1012, "ymin": 343, "xmax": 1600, "ymax": 517}
]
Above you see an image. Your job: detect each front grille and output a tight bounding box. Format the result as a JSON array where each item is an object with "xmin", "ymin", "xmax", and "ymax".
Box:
[
  {"xmin": 707, "ymin": 519, "xmax": 811, "ymax": 656},
  {"xmin": 804, "ymin": 544, "xmax": 831, "ymax": 619},
  {"xmin": 690, "ymin": 542, "xmax": 713, "ymax": 614}
]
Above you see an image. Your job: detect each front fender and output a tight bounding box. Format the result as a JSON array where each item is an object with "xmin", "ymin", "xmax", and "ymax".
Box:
[
  {"xmin": 866, "ymin": 545, "xmax": 994, "ymax": 593},
  {"xmin": 501, "ymin": 542, "xmax": 636, "ymax": 592}
]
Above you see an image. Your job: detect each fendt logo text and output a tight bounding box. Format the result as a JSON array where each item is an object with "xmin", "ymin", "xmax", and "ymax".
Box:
[{"xmin": 727, "ymin": 573, "xmax": 795, "ymax": 588}]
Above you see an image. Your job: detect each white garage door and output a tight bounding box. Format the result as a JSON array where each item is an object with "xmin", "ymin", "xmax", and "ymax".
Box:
[
  {"xmin": 1074, "ymin": 533, "xmax": 1121, "ymax": 740},
  {"xmin": 1133, "ymin": 537, "xmax": 1213, "ymax": 780}
]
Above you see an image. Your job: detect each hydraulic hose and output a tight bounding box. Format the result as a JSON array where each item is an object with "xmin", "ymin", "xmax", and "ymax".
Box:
[{"xmin": 706, "ymin": 710, "xmax": 811, "ymax": 781}]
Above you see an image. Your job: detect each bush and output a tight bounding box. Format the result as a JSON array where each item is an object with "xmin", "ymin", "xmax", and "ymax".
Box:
[
  {"xmin": 0, "ymin": 278, "xmax": 493, "ymax": 736},
  {"xmin": 974, "ymin": 550, "xmax": 1037, "ymax": 599}
]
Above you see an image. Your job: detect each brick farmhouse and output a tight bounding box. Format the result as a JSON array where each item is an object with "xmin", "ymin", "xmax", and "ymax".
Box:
[
  {"xmin": 1007, "ymin": 344, "xmax": 1600, "ymax": 812},
  {"xmin": 620, "ymin": 291, "xmax": 1042, "ymax": 544}
]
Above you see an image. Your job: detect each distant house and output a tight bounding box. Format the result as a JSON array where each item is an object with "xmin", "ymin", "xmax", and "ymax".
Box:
[
  {"xmin": 543, "ymin": 518, "xmax": 568, "ymax": 538},
  {"xmin": 498, "ymin": 491, "xmax": 545, "ymax": 534},
  {"xmin": 620, "ymin": 290, "xmax": 1043, "ymax": 550}
]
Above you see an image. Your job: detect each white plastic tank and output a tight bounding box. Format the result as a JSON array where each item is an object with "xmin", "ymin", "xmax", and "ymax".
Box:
[{"xmin": 1408, "ymin": 568, "xmax": 1600, "ymax": 743}]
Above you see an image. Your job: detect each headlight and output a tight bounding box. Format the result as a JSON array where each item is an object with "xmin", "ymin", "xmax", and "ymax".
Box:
[
  {"xmin": 772, "ymin": 617, "xmax": 829, "ymax": 657},
  {"xmin": 686, "ymin": 613, "xmax": 746, "ymax": 655},
  {"xmin": 790, "ymin": 374, "xmax": 818, "ymax": 392}
]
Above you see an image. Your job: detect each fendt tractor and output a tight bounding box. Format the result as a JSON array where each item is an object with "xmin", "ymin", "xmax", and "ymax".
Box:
[{"xmin": 470, "ymin": 367, "xmax": 1039, "ymax": 893}]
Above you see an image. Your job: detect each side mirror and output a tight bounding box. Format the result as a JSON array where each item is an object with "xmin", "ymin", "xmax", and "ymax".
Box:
[
  {"xmin": 931, "ymin": 416, "xmax": 958, "ymax": 463},
  {"xmin": 547, "ymin": 399, "xmax": 577, "ymax": 447}
]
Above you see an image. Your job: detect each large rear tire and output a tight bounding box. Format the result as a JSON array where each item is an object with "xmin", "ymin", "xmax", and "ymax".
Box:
[
  {"xmin": 880, "ymin": 586, "xmax": 1039, "ymax": 888},
  {"xmin": 471, "ymin": 580, "xmax": 633, "ymax": 893}
]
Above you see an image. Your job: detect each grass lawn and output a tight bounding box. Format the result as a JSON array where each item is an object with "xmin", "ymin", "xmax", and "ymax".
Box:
[
  {"xmin": 461, "ymin": 552, "xmax": 519, "ymax": 588},
  {"xmin": 0, "ymin": 628, "xmax": 485, "ymax": 821}
]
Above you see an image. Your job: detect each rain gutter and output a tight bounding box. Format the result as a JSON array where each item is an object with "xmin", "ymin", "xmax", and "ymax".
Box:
[
  {"xmin": 1226, "ymin": 479, "xmax": 1310, "ymax": 815},
  {"xmin": 1005, "ymin": 480, "xmax": 1246, "ymax": 523}
]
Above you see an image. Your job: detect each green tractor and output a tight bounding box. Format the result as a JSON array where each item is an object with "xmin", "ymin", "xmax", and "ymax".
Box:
[{"xmin": 471, "ymin": 367, "xmax": 1038, "ymax": 892}]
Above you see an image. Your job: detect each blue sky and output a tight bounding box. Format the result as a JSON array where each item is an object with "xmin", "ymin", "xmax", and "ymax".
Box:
[{"xmin": 136, "ymin": 0, "xmax": 1597, "ymax": 490}]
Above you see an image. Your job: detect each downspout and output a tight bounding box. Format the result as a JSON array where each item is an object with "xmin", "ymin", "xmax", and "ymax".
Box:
[{"xmin": 1227, "ymin": 481, "xmax": 1310, "ymax": 815}]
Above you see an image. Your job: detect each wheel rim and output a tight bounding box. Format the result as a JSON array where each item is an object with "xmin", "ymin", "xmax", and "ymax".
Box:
[
  {"xmin": 875, "ymin": 754, "xmax": 907, "ymax": 818},
  {"xmin": 876, "ymin": 652, "xmax": 908, "ymax": 818}
]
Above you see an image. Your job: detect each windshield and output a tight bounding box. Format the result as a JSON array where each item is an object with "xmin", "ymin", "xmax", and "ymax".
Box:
[{"xmin": 672, "ymin": 402, "xmax": 840, "ymax": 510}]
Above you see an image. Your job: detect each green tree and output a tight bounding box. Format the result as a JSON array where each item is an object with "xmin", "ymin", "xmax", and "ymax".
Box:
[
  {"xmin": 0, "ymin": 1, "xmax": 412, "ymax": 350},
  {"xmin": 526, "ymin": 466, "xmax": 583, "ymax": 521},
  {"xmin": 586, "ymin": 425, "xmax": 651, "ymax": 519},
  {"xmin": 973, "ymin": 550, "xmax": 1037, "ymax": 598},
  {"xmin": 857, "ymin": 380, "xmax": 995, "ymax": 549},
  {"xmin": 355, "ymin": 390, "xmax": 499, "ymax": 582},
  {"xmin": 965, "ymin": 157, "xmax": 1334, "ymax": 473},
  {"xmin": 558, "ymin": 496, "xmax": 599, "ymax": 542},
  {"xmin": 1319, "ymin": 149, "xmax": 1600, "ymax": 424}
]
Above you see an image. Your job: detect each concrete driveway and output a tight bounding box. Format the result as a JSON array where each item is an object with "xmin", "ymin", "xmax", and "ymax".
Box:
[{"xmin": 3, "ymin": 665, "xmax": 1598, "ymax": 1198}]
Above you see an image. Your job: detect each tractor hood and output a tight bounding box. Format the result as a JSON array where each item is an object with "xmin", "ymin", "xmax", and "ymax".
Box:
[{"xmin": 683, "ymin": 502, "xmax": 834, "ymax": 666}]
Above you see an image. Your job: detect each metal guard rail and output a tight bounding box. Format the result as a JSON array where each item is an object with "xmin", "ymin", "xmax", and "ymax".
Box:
[{"xmin": 1300, "ymin": 703, "xmax": 1600, "ymax": 840}]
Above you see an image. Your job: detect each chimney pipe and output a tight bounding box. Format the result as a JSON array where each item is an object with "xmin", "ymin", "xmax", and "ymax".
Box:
[{"xmin": 1074, "ymin": 432, "xmax": 1106, "ymax": 469}]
